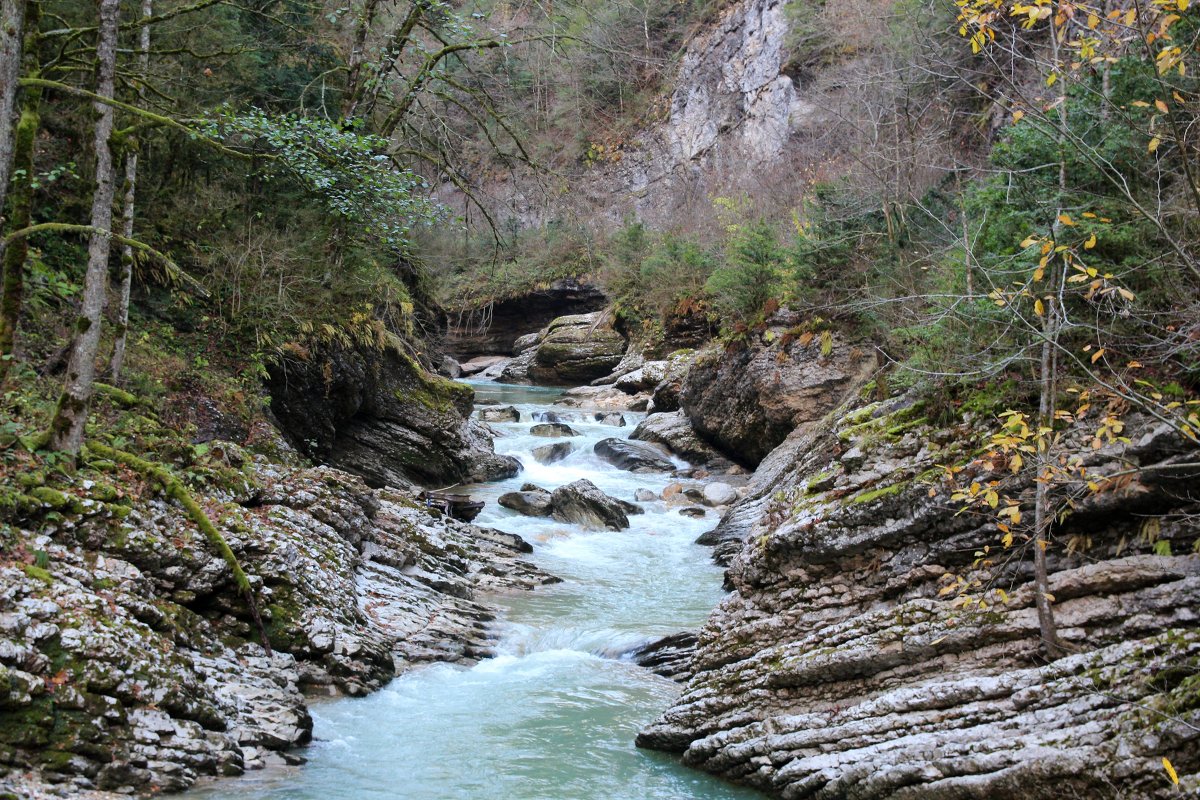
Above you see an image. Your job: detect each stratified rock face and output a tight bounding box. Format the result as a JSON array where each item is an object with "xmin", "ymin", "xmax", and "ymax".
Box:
[
  {"xmin": 529, "ymin": 312, "xmax": 627, "ymax": 385},
  {"xmin": 0, "ymin": 458, "xmax": 553, "ymax": 794},
  {"xmin": 625, "ymin": 631, "xmax": 700, "ymax": 683},
  {"xmin": 266, "ymin": 343, "xmax": 518, "ymax": 488},
  {"xmin": 681, "ymin": 322, "xmax": 876, "ymax": 467},
  {"xmin": 445, "ymin": 280, "xmax": 607, "ymax": 357},
  {"xmin": 549, "ymin": 479, "xmax": 639, "ymax": 531},
  {"xmin": 638, "ymin": 397, "xmax": 1200, "ymax": 798}
]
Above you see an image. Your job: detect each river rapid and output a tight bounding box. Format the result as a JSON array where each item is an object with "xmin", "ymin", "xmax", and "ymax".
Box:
[{"xmin": 192, "ymin": 382, "xmax": 761, "ymax": 800}]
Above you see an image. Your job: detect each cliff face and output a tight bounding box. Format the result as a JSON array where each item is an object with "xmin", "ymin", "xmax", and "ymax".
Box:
[
  {"xmin": 266, "ymin": 341, "xmax": 519, "ymax": 489},
  {"xmin": 0, "ymin": 451, "xmax": 553, "ymax": 795},
  {"xmin": 639, "ymin": 390, "xmax": 1200, "ymax": 797}
]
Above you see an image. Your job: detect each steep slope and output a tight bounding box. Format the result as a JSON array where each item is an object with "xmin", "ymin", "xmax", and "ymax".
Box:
[{"xmin": 639, "ymin": 390, "xmax": 1200, "ymax": 797}]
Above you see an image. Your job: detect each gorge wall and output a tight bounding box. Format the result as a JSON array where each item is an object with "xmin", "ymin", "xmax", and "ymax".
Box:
[{"xmin": 631, "ymin": 328, "xmax": 1200, "ymax": 798}]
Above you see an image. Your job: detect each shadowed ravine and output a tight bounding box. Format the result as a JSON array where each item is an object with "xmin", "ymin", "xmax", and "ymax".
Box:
[{"xmin": 189, "ymin": 382, "xmax": 762, "ymax": 800}]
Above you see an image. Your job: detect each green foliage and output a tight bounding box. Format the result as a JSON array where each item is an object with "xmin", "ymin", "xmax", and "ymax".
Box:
[
  {"xmin": 201, "ymin": 108, "xmax": 444, "ymax": 251},
  {"xmin": 704, "ymin": 220, "xmax": 788, "ymax": 327}
]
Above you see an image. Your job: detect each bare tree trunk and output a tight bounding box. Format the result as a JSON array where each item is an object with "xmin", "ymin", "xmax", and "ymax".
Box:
[
  {"xmin": 0, "ymin": 0, "xmax": 38, "ymax": 383},
  {"xmin": 0, "ymin": 0, "xmax": 25, "ymax": 226},
  {"xmin": 108, "ymin": 0, "xmax": 151, "ymax": 383},
  {"xmin": 48, "ymin": 0, "xmax": 120, "ymax": 454},
  {"xmin": 1031, "ymin": 6, "xmax": 1070, "ymax": 660}
]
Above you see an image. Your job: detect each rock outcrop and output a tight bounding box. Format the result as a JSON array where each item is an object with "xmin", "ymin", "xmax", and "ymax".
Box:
[
  {"xmin": 638, "ymin": 395, "xmax": 1200, "ymax": 798},
  {"xmin": 680, "ymin": 322, "xmax": 876, "ymax": 466},
  {"xmin": 267, "ymin": 342, "xmax": 519, "ymax": 488},
  {"xmin": 631, "ymin": 411, "xmax": 734, "ymax": 471},
  {"xmin": 444, "ymin": 280, "xmax": 607, "ymax": 357},
  {"xmin": 0, "ymin": 456, "xmax": 553, "ymax": 795},
  {"xmin": 499, "ymin": 312, "xmax": 627, "ymax": 386}
]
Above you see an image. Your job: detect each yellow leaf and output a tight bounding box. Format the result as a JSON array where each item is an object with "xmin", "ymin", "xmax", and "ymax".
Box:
[
  {"xmin": 1047, "ymin": 72, "xmax": 1058, "ymax": 87},
  {"xmin": 1125, "ymin": 7, "xmax": 1137, "ymax": 24},
  {"xmin": 1084, "ymin": 233, "xmax": 1097, "ymax": 249},
  {"xmin": 1020, "ymin": 235, "xmax": 1039, "ymax": 248},
  {"xmin": 1013, "ymin": 110, "xmax": 1025, "ymax": 123},
  {"xmin": 1033, "ymin": 266, "xmax": 1045, "ymax": 281},
  {"xmin": 1149, "ymin": 136, "xmax": 1161, "ymax": 153},
  {"xmin": 1058, "ymin": 213, "xmax": 1075, "ymax": 226},
  {"xmin": 1087, "ymin": 12, "xmax": 1099, "ymax": 27},
  {"xmin": 1034, "ymin": 299, "xmax": 1045, "ymax": 316},
  {"xmin": 1163, "ymin": 757, "xmax": 1179, "ymax": 786},
  {"xmin": 1091, "ymin": 348, "xmax": 1106, "ymax": 364},
  {"xmin": 1118, "ymin": 287, "xmax": 1135, "ymax": 301},
  {"xmin": 1127, "ymin": 360, "xmax": 1143, "ymax": 368},
  {"xmin": 1179, "ymin": 0, "xmax": 1189, "ymax": 11},
  {"xmin": 1155, "ymin": 99, "xmax": 1169, "ymax": 113},
  {"xmin": 1131, "ymin": 100, "xmax": 1150, "ymax": 107}
]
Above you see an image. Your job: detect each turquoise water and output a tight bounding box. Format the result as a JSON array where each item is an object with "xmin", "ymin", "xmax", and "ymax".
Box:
[{"xmin": 191, "ymin": 382, "xmax": 760, "ymax": 800}]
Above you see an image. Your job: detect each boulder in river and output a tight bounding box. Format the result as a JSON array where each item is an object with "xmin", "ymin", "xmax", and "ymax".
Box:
[
  {"xmin": 530, "ymin": 422, "xmax": 579, "ymax": 438},
  {"xmin": 528, "ymin": 312, "xmax": 627, "ymax": 385},
  {"xmin": 630, "ymin": 411, "xmax": 733, "ymax": 470},
  {"xmin": 549, "ymin": 479, "xmax": 641, "ymax": 531},
  {"xmin": 459, "ymin": 355, "xmax": 509, "ymax": 377},
  {"xmin": 479, "ymin": 405, "xmax": 520, "ymax": 423},
  {"xmin": 532, "ymin": 442, "xmax": 575, "ymax": 464},
  {"xmin": 499, "ymin": 486, "xmax": 554, "ymax": 517},
  {"xmin": 701, "ymin": 482, "xmax": 738, "ymax": 507},
  {"xmin": 594, "ymin": 438, "xmax": 675, "ymax": 473},
  {"xmin": 594, "ymin": 412, "xmax": 627, "ymax": 427},
  {"xmin": 634, "ymin": 488, "xmax": 659, "ymax": 502},
  {"xmin": 679, "ymin": 507, "xmax": 706, "ymax": 518}
]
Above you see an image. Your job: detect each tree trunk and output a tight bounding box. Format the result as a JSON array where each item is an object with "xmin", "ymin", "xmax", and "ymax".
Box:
[
  {"xmin": 0, "ymin": 0, "xmax": 39, "ymax": 384},
  {"xmin": 48, "ymin": 0, "xmax": 120, "ymax": 454},
  {"xmin": 0, "ymin": 0, "xmax": 25, "ymax": 226},
  {"xmin": 1030, "ymin": 5, "xmax": 1070, "ymax": 661},
  {"xmin": 108, "ymin": 0, "xmax": 151, "ymax": 383}
]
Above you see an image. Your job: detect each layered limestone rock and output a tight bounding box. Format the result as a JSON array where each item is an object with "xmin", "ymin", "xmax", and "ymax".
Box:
[
  {"xmin": 639, "ymin": 396, "xmax": 1200, "ymax": 798},
  {"xmin": 0, "ymin": 456, "xmax": 553, "ymax": 795},
  {"xmin": 266, "ymin": 342, "xmax": 518, "ymax": 488},
  {"xmin": 680, "ymin": 320, "xmax": 876, "ymax": 467},
  {"xmin": 500, "ymin": 312, "xmax": 627, "ymax": 386}
]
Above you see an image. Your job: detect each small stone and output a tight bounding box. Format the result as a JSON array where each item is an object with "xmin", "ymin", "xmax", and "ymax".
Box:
[
  {"xmin": 679, "ymin": 507, "xmax": 706, "ymax": 518},
  {"xmin": 635, "ymin": 489, "xmax": 659, "ymax": 502}
]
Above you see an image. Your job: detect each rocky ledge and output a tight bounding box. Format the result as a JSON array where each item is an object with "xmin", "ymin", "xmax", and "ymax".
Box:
[
  {"xmin": 0, "ymin": 451, "xmax": 553, "ymax": 795},
  {"xmin": 637, "ymin": 393, "xmax": 1200, "ymax": 798}
]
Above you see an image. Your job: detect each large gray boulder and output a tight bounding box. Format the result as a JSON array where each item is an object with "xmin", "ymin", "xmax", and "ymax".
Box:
[
  {"xmin": 532, "ymin": 442, "xmax": 575, "ymax": 464},
  {"xmin": 499, "ymin": 485, "xmax": 554, "ymax": 517},
  {"xmin": 593, "ymin": 438, "xmax": 676, "ymax": 473},
  {"xmin": 530, "ymin": 422, "xmax": 579, "ymax": 437},
  {"xmin": 631, "ymin": 411, "xmax": 733, "ymax": 470},
  {"xmin": 479, "ymin": 405, "xmax": 520, "ymax": 423},
  {"xmin": 528, "ymin": 312, "xmax": 627, "ymax": 385},
  {"xmin": 549, "ymin": 479, "xmax": 641, "ymax": 531},
  {"xmin": 615, "ymin": 361, "xmax": 668, "ymax": 393}
]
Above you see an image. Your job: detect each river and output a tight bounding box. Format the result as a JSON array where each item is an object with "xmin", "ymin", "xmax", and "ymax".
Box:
[{"xmin": 191, "ymin": 382, "xmax": 760, "ymax": 800}]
